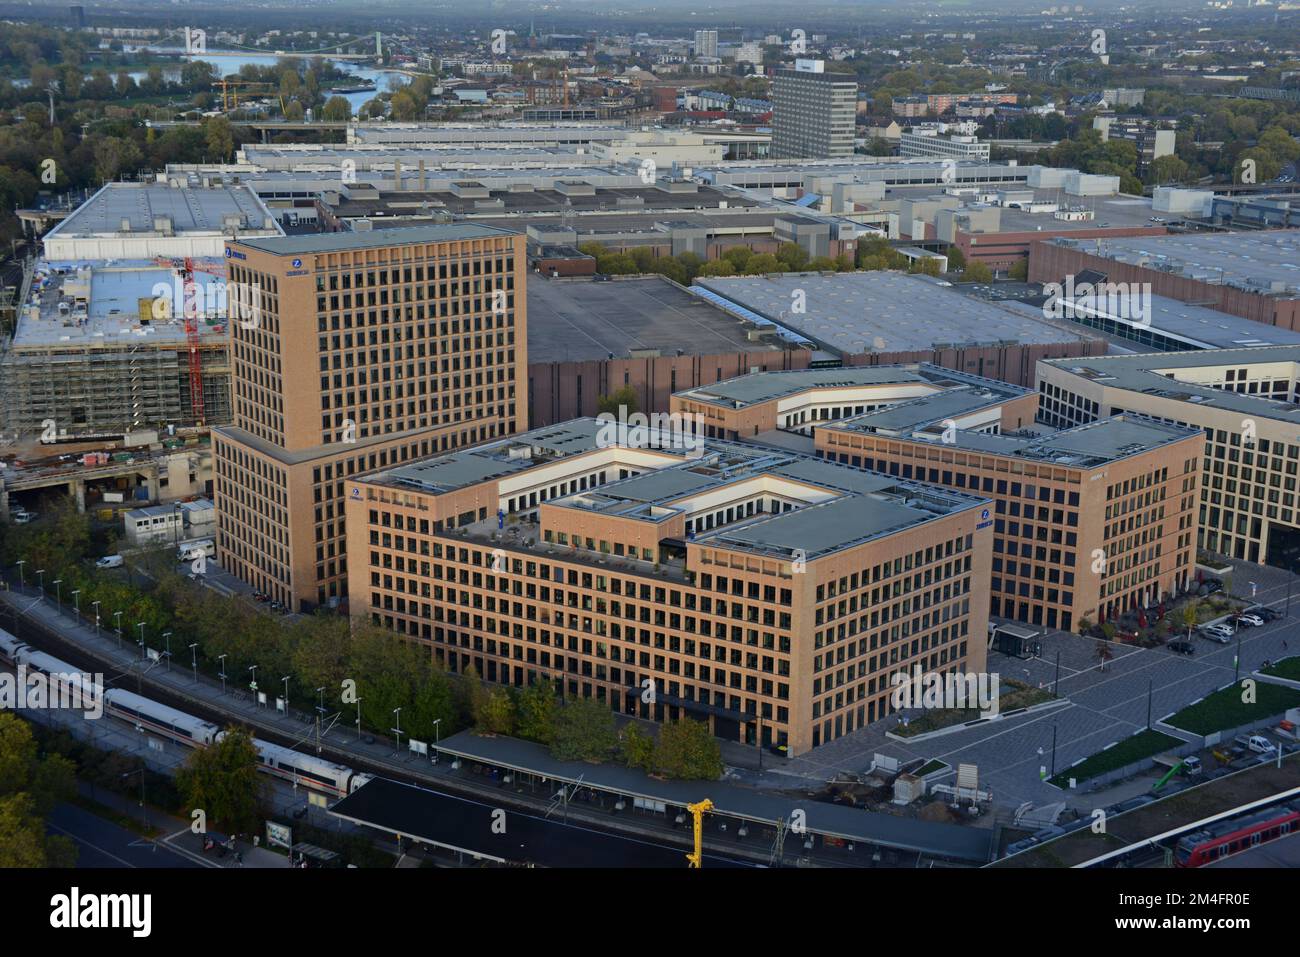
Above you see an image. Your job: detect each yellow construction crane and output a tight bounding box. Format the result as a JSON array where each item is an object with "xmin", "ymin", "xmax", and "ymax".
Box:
[{"xmin": 686, "ymin": 799, "xmax": 713, "ymax": 868}]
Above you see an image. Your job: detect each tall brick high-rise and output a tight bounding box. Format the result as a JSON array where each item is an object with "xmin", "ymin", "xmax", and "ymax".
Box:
[{"xmin": 213, "ymin": 225, "xmax": 528, "ymax": 611}]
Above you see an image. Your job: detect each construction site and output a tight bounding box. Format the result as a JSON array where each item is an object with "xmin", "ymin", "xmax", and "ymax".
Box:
[{"xmin": 0, "ymin": 181, "xmax": 282, "ymax": 443}]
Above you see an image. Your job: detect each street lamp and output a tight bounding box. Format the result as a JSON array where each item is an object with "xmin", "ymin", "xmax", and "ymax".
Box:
[
  {"xmin": 391, "ymin": 707, "xmax": 402, "ymax": 755},
  {"xmin": 355, "ymin": 696, "xmax": 362, "ymax": 741},
  {"xmin": 70, "ymin": 589, "xmax": 80, "ymax": 618},
  {"xmin": 35, "ymin": 568, "xmax": 45, "ymax": 597},
  {"xmin": 248, "ymin": 664, "xmax": 259, "ymax": 702},
  {"xmin": 218, "ymin": 654, "xmax": 228, "ymax": 695},
  {"xmin": 161, "ymin": 632, "xmax": 172, "ymax": 672},
  {"xmin": 122, "ymin": 767, "xmax": 148, "ymax": 831},
  {"xmin": 15, "ymin": 560, "xmax": 25, "ymax": 588},
  {"xmin": 431, "ymin": 718, "xmax": 441, "ymax": 764},
  {"xmin": 281, "ymin": 675, "xmax": 290, "ymax": 711},
  {"xmin": 136, "ymin": 621, "xmax": 146, "ymax": 659},
  {"xmin": 52, "ymin": 578, "xmax": 62, "ymax": 610},
  {"xmin": 189, "ymin": 643, "xmax": 199, "ymax": 683},
  {"xmin": 91, "ymin": 600, "xmax": 100, "ymax": 637},
  {"xmin": 113, "ymin": 610, "xmax": 123, "ymax": 650}
]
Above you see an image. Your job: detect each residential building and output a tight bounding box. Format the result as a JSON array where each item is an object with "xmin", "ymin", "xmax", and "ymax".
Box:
[{"xmin": 771, "ymin": 61, "xmax": 857, "ymax": 160}]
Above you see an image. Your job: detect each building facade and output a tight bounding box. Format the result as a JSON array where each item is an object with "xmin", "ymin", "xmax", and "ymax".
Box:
[
  {"xmin": 818, "ymin": 414, "xmax": 1203, "ymax": 631},
  {"xmin": 344, "ymin": 419, "xmax": 994, "ymax": 755},
  {"xmin": 771, "ymin": 62, "xmax": 857, "ymax": 160},
  {"xmin": 212, "ymin": 225, "xmax": 528, "ymax": 611},
  {"xmin": 1038, "ymin": 347, "xmax": 1300, "ymax": 570}
]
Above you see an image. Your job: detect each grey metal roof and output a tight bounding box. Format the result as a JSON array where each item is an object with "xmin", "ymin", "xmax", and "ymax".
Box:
[
  {"xmin": 696, "ymin": 272, "xmax": 1096, "ymax": 355},
  {"xmin": 47, "ymin": 182, "xmax": 273, "ymax": 238},
  {"xmin": 234, "ymin": 223, "xmax": 517, "ymax": 256},
  {"xmin": 365, "ymin": 418, "xmax": 988, "ymax": 559},
  {"xmin": 1041, "ymin": 346, "xmax": 1300, "ymax": 426},
  {"xmin": 1045, "ymin": 230, "xmax": 1300, "ymax": 297}
]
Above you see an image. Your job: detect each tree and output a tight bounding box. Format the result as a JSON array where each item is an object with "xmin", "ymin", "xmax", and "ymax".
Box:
[
  {"xmin": 743, "ymin": 252, "xmax": 782, "ymax": 275},
  {"xmin": 550, "ymin": 698, "xmax": 618, "ymax": 762},
  {"xmin": 619, "ymin": 722, "xmax": 656, "ymax": 770},
  {"xmin": 1008, "ymin": 259, "xmax": 1029, "ymax": 281},
  {"xmin": 962, "ymin": 260, "xmax": 993, "ymax": 283},
  {"xmin": 515, "ymin": 679, "xmax": 559, "ymax": 745},
  {"xmin": 321, "ymin": 95, "xmax": 352, "ymax": 123},
  {"xmin": 1147, "ymin": 154, "xmax": 1190, "ymax": 186},
  {"xmin": 596, "ymin": 385, "xmax": 639, "ymax": 417},
  {"xmin": 175, "ymin": 726, "xmax": 265, "ymax": 835},
  {"xmin": 1181, "ymin": 602, "xmax": 1198, "ymax": 639},
  {"xmin": 652, "ymin": 718, "xmax": 723, "ymax": 780},
  {"xmin": 945, "ymin": 244, "xmax": 966, "ymax": 271},
  {"xmin": 202, "ymin": 116, "xmax": 234, "ymax": 163},
  {"xmin": 478, "ymin": 687, "xmax": 515, "ymax": 735},
  {"xmin": 775, "ymin": 242, "xmax": 809, "ymax": 272},
  {"xmin": 0, "ymin": 714, "xmax": 77, "ymax": 867}
]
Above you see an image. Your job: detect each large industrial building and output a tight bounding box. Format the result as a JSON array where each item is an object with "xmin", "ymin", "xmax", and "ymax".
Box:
[
  {"xmin": 694, "ymin": 271, "xmax": 1106, "ymax": 386},
  {"xmin": 212, "ymin": 224, "xmax": 529, "ymax": 612},
  {"xmin": 344, "ymin": 418, "xmax": 993, "ymax": 755},
  {"xmin": 1037, "ymin": 346, "xmax": 1300, "ymax": 569},
  {"xmin": 1029, "ymin": 231, "xmax": 1300, "ymax": 332},
  {"xmin": 526, "ymin": 276, "xmax": 812, "ymax": 427}
]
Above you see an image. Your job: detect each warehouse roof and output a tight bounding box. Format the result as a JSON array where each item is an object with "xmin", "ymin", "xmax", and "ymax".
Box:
[
  {"xmin": 527, "ymin": 275, "xmax": 792, "ymax": 363},
  {"xmin": 696, "ymin": 272, "xmax": 1096, "ymax": 355},
  {"xmin": 46, "ymin": 182, "xmax": 274, "ymax": 239},
  {"xmin": 1044, "ymin": 230, "xmax": 1300, "ymax": 296}
]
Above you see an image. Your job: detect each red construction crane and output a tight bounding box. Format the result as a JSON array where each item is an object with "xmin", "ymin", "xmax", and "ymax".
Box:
[{"xmin": 154, "ymin": 256, "xmax": 224, "ymax": 426}]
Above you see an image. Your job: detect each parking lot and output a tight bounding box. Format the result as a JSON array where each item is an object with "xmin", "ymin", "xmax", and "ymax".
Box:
[{"xmin": 732, "ymin": 557, "xmax": 1300, "ymax": 810}]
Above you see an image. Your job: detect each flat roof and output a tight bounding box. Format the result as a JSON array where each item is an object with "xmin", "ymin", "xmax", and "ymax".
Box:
[
  {"xmin": 676, "ymin": 363, "xmax": 1029, "ymax": 409},
  {"xmin": 233, "ymin": 223, "xmax": 518, "ymax": 256},
  {"xmin": 364, "ymin": 418, "xmax": 988, "ymax": 560},
  {"xmin": 527, "ymin": 275, "xmax": 791, "ymax": 364},
  {"xmin": 1001, "ymin": 292, "xmax": 1300, "ymax": 350},
  {"xmin": 47, "ymin": 182, "xmax": 273, "ymax": 238},
  {"xmin": 331, "ymin": 184, "xmax": 758, "ymax": 219},
  {"xmin": 1045, "ymin": 230, "xmax": 1300, "ymax": 297},
  {"xmin": 13, "ymin": 260, "xmax": 231, "ymax": 350},
  {"xmin": 424, "ymin": 731, "xmax": 995, "ymax": 862},
  {"xmin": 696, "ymin": 272, "xmax": 1097, "ymax": 355},
  {"xmin": 1041, "ymin": 346, "xmax": 1300, "ymax": 426}
]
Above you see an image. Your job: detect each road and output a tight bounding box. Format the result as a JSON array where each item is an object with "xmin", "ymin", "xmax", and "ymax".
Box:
[{"xmin": 46, "ymin": 803, "xmax": 199, "ymax": 869}]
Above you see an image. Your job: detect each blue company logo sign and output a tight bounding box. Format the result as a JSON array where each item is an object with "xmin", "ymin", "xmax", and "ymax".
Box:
[
  {"xmin": 981, "ymin": 508, "xmax": 990, "ymax": 520},
  {"xmin": 286, "ymin": 256, "xmax": 308, "ymax": 277},
  {"xmin": 226, "ymin": 248, "xmax": 246, "ymax": 260},
  {"xmin": 350, "ymin": 487, "xmax": 362, "ymax": 500},
  {"xmin": 292, "ymin": 258, "xmax": 302, "ymax": 268},
  {"xmin": 976, "ymin": 507, "xmax": 993, "ymax": 530}
]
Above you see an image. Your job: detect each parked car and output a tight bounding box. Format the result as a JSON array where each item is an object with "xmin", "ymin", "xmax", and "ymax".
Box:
[
  {"xmin": 1249, "ymin": 606, "xmax": 1282, "ymax": 622},
  {"xmin": 1168, "ymin": 640, "xmax": 1196, "ymax": 656},
  {"xmin": 95, "ymin": 555, "xmax": 124, "ymax": 569},
  {"xmin": 1200, "ymin": 579, "xmax": 1224, "ymax": 595},
  {"xmin": 1201, "ymin": 623, "xmax": 1235, "ymax": 643},
  {"xmin": 12, "ymin": 509, "xmax": 36, "ymax": 524},
  {"xmin": 1246, "ymin": 735, "xmax": 1276, "ymax": 756},
  {"xmin": 1234, "ymin": 613, "xmax": 1265, "ymax": 628}
]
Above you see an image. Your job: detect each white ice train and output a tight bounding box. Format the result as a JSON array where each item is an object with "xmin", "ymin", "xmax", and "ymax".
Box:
[
  {"xmin": 0, "ymin": 628, "xmax": 25, "ymax": 666},
  {"xmin": 104, "ymin": 688, "xmax": 222, "ymax": 747},
  {"xmin": 6, "ymin": 638, "xmax": 104, "ymax": 703},
  {"xmin": 2, "ymin": 627, "xmax": 372, "ymax": 799},
  {"xmin": 244, "ymin": 736, "xmax": 373, "ymax": 797}
]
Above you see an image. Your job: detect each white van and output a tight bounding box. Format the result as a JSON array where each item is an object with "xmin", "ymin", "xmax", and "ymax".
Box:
[
  {"xmin": 1247, "ymin": 735, "xmax": 1276, "ymax": 755},
  {"xmin": 95, "ymin": 555, "xmax": 124, "ymax": 569}
]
